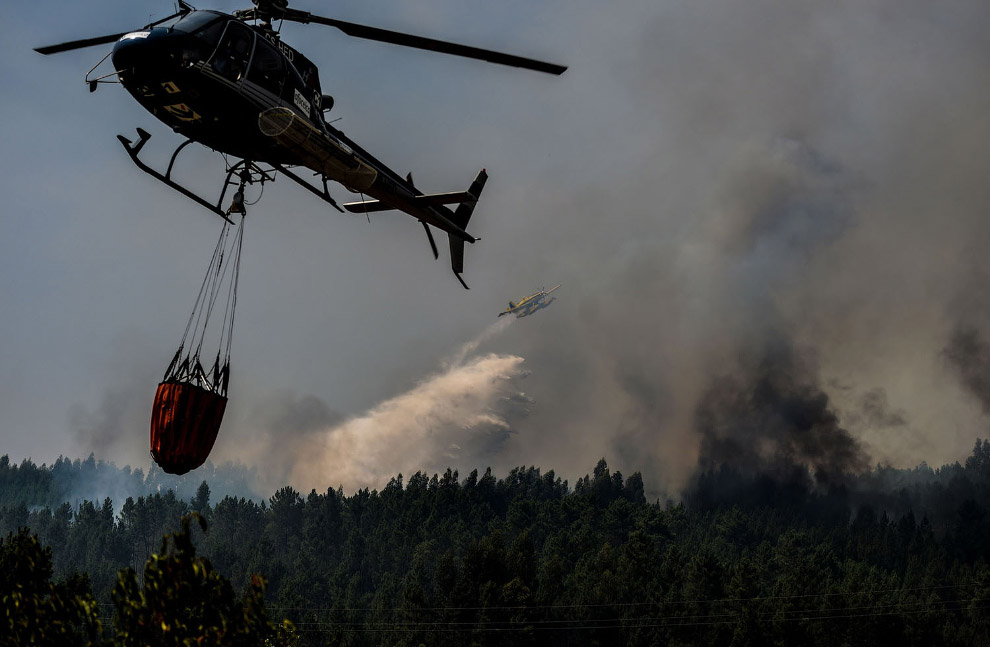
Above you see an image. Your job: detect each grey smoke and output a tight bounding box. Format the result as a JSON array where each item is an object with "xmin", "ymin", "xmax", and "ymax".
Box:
[
  {"xmin": 253, "ymin": 392, "xmax": 345, "ymax": 436},
  {"xmin": 944, "ymin": 327, "xmax": 990, "ymax": 414},
  {"xmin": 68, "ymin": 390, "xmax": 133, "ymax": 454},
  {"xmin": 66, "ymin": 329, "xmax": 166, "ymax": 468},
  {"xmin": 476, "ymin": 0, "xmax": 990, "ymax": 491},
  {"xmin": 40, "ymin": 0, "xmax": 990, "ymax": 497},
  {"xmin": 854, "ymin": 388, "xmax": 909, "ymax": 430}
]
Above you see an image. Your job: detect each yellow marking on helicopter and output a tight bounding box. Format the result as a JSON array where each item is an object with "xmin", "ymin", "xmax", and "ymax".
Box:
[
  {"xmin": 161, "ymin": 81, "xmax": 181, "ymax": 94},
  {"xmin": 163, "ymin": 103, "xmax": 201, "ymax": 122}
]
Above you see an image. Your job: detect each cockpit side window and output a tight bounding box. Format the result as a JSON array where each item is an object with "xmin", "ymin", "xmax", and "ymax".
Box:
[
  {"xmin": 209, "ymin": 22, "xmax": 254, "ymax": 82},
  {"xmin": 247, "ymin": 37, "xmax": 285, "ymax": 96}
]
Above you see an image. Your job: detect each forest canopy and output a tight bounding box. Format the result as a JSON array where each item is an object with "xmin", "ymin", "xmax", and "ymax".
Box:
[{"xmin": 2, "ymin": 440, "xmax": 989, "ymax": 646}]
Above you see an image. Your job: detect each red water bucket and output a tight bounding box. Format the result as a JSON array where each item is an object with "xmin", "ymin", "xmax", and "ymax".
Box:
[{"xmin": 150, "ymin": 381, "xmax": 227, "ymax": 475}]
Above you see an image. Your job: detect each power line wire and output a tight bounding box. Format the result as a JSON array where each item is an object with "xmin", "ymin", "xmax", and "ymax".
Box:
[
  {"xmin": 289, "ymin": 602, "xmax": 990, "ymax": 633},
  {"xmin": 262, "ymin": 581, "xmax": 984, "ymax": 613}
]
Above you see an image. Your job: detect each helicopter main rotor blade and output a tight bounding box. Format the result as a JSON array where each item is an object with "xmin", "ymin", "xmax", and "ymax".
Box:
[
  {"xmin": 35, "ymin": 33, "xmax": 129, "ymax": 55},
  {"xmin": 34, "ymin": 10, "xmax": 188, "ymax": 56},
  {"xmin": 285, "ymin": 10, "xmax": 566, "ymax": 75}
]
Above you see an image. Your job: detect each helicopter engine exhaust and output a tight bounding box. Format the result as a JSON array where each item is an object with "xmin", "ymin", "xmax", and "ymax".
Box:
[{"xmin": 259, "ymin": 107, "xmax": 377, "ymax": 192}]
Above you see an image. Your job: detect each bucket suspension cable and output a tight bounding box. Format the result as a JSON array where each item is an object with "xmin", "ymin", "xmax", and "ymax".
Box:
[
  {"xmin": 150, "ymin": 169, "xmax": 259, "ymax": 475},
  {"xmin": 162, "ymin": 213, "xmax": 246, "ymax": 397}
]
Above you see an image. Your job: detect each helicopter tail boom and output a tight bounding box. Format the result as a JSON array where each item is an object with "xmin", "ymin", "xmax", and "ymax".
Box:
[
  {"xmin": 342, "ymin": 190, "xmax": 477, "ymax": 214},
  {"xmin": 342, "ymin": 168, "xmax": 486, "ymax": 289},
  {"xmin": 259, "ymin": 107, "xmax": 378, "ymax": 192}
]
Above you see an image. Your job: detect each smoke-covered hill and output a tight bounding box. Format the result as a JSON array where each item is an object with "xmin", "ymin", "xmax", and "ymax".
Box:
[{"xmin": 0, "ymin": 453, "xmax": 262, "ymax": 513}]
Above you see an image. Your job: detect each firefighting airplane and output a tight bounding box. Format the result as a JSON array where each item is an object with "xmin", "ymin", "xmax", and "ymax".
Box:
[{"xmin": 498, "ymin": 284, "xmax": 560, "ymax": 318}]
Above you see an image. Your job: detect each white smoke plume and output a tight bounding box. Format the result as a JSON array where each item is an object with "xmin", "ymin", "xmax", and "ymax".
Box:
[
  {"xmin": 443, "ymin": 317, "xmax": 516, "ymax": 369},
  {"xmin": 238, "ymin": 319, "xmax": 527, "ymax": 493}
]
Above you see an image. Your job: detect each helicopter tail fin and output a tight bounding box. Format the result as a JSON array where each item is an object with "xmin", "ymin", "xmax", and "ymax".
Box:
[
  {"xmin": 448, "ymin": 168, "xmax": 487, "ymax": 231},
  {"xmin": 446, "ymin": 169, "xmax": 487, "ymax": 290}
]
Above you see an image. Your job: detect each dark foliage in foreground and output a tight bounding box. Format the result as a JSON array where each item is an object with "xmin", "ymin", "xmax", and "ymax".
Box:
[
  {"xmin": 2, "ymin": 441, "xmax": 990, "ymax": 646},
  {"xmin": 1, "ymin": 515, "xmax": 296, "ymax": 647}
]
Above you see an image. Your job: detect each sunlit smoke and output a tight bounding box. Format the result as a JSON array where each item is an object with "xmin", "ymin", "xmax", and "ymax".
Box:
[
  {"xmin": 443, "ymin": 317, "xmax": 515, "ymax": 369},
  {"xmin": 287, "ymin": 353, "xmax": 526, "ymax": 492},
  {"xmin": 240, "ymin": 319, "xmax": 526, "ymax": 493}
]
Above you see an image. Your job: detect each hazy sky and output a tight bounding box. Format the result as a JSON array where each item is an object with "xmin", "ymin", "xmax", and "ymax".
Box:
[{"xmin": 3, "ymin": 0, "xmax": 990, "ymax": 496}]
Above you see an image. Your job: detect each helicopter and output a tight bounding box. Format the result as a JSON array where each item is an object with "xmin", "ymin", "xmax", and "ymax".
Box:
[
  {"xmin": 34, "ymin": 0, "xmax": 566, "ymax": 289},
  {"xmin": 498, "ymin": 284, "xmax": 561, "ymax": 318}
]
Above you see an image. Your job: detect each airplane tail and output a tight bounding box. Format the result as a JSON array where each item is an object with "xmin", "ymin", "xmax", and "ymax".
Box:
[{"xmin": 447, "ymin": 169, "xmax": 488, "ymax": 289}]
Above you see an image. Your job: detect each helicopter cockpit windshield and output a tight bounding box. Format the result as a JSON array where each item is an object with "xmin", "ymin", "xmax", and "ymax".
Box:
[
  {"xmin": 171, "ymin": 11, "xmax": 224, "ymax": 35},
  {"xmin": 172, "ymin": 11, "xmax": 227, "ymax": 49}
]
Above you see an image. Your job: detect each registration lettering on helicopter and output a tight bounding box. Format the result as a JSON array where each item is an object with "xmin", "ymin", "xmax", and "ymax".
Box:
[
  {"xmin": 261, "ymin": 32, "xmax": 295, "ymax": 62},
  {"xmin": 293, "ymin": 89, "xmax": 311, "ymax": 116}
]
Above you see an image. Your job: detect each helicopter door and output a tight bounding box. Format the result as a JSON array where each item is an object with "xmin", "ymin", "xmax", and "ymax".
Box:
[
  {"xmin": 209, "ymin": 21, "xmax": 255, "ymax": 82},
  {"xmin": 247, "ymin": 37, "xmax": 285, "ymax": 97}
]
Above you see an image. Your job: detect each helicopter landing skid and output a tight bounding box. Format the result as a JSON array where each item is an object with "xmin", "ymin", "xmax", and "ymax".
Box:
[
  {"xmin": 116, "ymin": 128, "xmax": 273, "ymax": 222},
  {"xmin": 271, "ymin": 164, "xmax": 344, "ymax": 214}
]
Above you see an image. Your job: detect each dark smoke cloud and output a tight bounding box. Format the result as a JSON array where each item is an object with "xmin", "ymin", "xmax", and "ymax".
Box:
[
  {"xmin": 944, "ymin": 327, "xmax": 990, "ymax": 414},
  {"xmin": 480, "ymin": 0, "xmax": 990, "ymax": 493},
  {"xmin": 486, "ymin": 134, "xmax": 863, "ymax": 494},
  {"xmin": 695, "ymin": 339, "xmax": 869, "ymax": 484}
]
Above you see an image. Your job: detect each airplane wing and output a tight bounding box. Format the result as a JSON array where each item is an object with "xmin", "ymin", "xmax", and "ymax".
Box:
[{"xmin": 498, "ymin": 286, "xmax": 559, "ymax": 317}]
